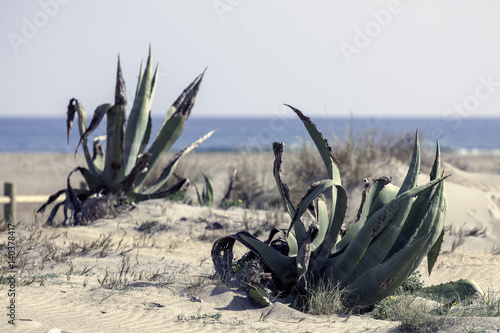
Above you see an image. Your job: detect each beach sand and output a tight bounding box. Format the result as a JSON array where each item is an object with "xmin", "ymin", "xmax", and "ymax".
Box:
[{"xmin": 1, "ymin": 152, "xmax": 499, "ymax": 332}]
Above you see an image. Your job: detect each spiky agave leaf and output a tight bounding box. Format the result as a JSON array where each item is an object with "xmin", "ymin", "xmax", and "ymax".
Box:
[
  {"xmin": 272, "ymin": 142, "xmax": 302, "ymax": 256},
  {"xmin": 286, "ymin": 105, "xmax": 347, "ymax": 265},
  {"xmin": 419, "ymin": 279, "xmax": 484, "ymax": 305},
  {"xmin": 344, "ymin": 135, "xmax": 425, "ymax": 283},
  {"xmin": 345, "ymin": 234, "xmax": 431, "ymax": 307},
  {"xmin": 144, "ymin": 130, "xmax": 216, "ymax": 195},
  {"xmin": 323, "ymin": 175, "xmax": 449, "ymax": 284},
  {"xmin": 75, "ymin": 103, "xmax": 112, "ymax": 157},
  {"xmin": 114, "ymin": 153, "xmax": 152, "ymax": 195},
  {"xmin": 195, "ymin": 173, "xmax": 214, "ymax": 207},
  {"xmin": 133, "ymin": 178, "xmax": 190, "ymax": 202},
  {"xmin": 37, "ymin": 166, "xmax": 104, "ymax": 223},
  {"xmin": 101, "ymin": 57, "xmax": 127, "ymax": 185},
  {"xmin": 134, "ymin": 70, "xmax": 206, "ymax": 190},
  {"xmin": 66, "ymin": 99, "xmax": 103, "ymax": 177},
  {"xmin": 387, "ymin": 141, "xmax": 445, "ymax": 263},
  {"xmin": 212, "ymin": 230, "xmax": 296, "ymax": 288},
  {"xmin": 333, "ymin": 177, "xmax": 397, "ymax": 254},
  {"xmin": 124, "ymin": 47, "xmax": 159, "ymax": 175}
]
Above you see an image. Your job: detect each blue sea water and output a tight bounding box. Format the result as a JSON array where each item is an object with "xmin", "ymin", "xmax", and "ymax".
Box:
[{"xmin": 0, "ymin": 116, "xmax": 499, "ymax": 153}]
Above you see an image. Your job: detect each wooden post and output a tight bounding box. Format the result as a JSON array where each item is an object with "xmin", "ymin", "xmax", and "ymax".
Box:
[{"xmin": 4, "ymin": 182, "xmax": 16, "ymax": 223}]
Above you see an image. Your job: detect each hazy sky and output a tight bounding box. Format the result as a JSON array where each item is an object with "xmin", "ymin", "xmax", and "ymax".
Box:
[{"xmin": 1, "ymin": 0, "xmax": 499, "ymax": 118}]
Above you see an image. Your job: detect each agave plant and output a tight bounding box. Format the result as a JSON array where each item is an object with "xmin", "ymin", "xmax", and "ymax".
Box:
[
  {"xmin": 38, "ymin": 48, "xmax": 214, "ymax": 225},
  {"xmin": 195, "ymin": 173, "xmax": 215, "ymax": 207},
  {"xmin": 212, "ymin": 105, "xmax": 482, "ymax": 309},
  {"xmin": 195, "ymin": 169, "xmax": 238, "ymax": 208}
]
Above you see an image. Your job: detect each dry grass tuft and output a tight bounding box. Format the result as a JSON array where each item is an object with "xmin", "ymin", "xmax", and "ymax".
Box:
[{"xmin": 305, "ymin": 279, "xmax": 350, "ymax": 316}]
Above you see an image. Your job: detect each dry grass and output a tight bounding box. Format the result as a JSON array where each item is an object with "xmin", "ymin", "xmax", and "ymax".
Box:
[{"xmin": 305, "ymin": 279, "xmax": 351, "ymax": 316}]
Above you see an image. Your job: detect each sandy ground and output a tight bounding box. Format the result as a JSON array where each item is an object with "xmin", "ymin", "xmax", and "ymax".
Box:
[{"xmin": 1, "ymin": 152, "xmax": 500, "ymax": 332}]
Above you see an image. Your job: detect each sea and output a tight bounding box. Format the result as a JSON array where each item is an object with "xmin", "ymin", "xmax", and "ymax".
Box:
[{"xmin": 0, "ymin": 116, "xmax": 499, "ymax": 154}]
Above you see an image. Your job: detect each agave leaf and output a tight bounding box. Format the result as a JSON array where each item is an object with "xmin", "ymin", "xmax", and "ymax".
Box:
[
  {"xmin": 284, "ymin": 104, "xmax": 340, "ymax": 182},
  {"xmin": 212, "ymin": 231, "xmax": 296, "ymax": 287},
  {"xmin": 286, "ymin": 233, "xmax": 299, "ymax": 258},
  {"xmin": 203, "ymin": 174, "xmax": 214, "ymax": 207},
  {"xmin": 346, "ymin": 195, "xmax": 416, "ymax": 284},
  {"xmin": 194, "ymin": 173, "xmax": 214, "ymax": 207},
  {"xmin": 397, "ymin": 131, "xmax": 420, "ymax": 195},
  {"xmin": 272, "ymin": 142, "xmax": 303, "ymax": 255},
  {"xmin": 427, "ymin": 228, "xmax": 444, "ymax": 275},
  {"xmin": 143, "ymin": 130, "xmax": 216, "ymax": 194},
  {"xmin": 286, "ymin": 105, "xmax": 347, "ymax": 256},
  {"xmin": 355, "ymin": 177, "xmax": 394, "ymax": 225},
  {"xmin": 37, "ymin": 189, "xmax": 66, "ymax": 214},
  {"xmin": 309, "ymin": 184, "xmax": 347, "ymax": 273},
  {"xmin": 66, "ymin": 98, "xmax": 78, "ymax": 143},
  {"xmin": 425, "ymin": 141, "xmax": 445, "ymax": 277},
  {"xmin": 114, "ymin": 153, "xmax": 152, "ymax": 195},
  {"xmin": 139, "ymin": 111, "xmax": 152, "ymax": 155},
  {"xmin": 66, "ymin": 98, "xmax": 88, "ymax": 143},
  {"xmin": 194, "ymin": 183, "xmax": 203, "ymax": 207},
  {"xmin": 411, "ymin": 181, "xmax": 447, "ymax": 274},
  {"xmin": 211, "ymin": 235, "xmax": 236, "ymax": 283},
  {"xmin": 247, "ymin": 283, "xmax": 273, "ymax": 307},
  {"xmin": 326, "ymin": 175, "xmax": 449, "ymax": 283},
  {"xmin": 64, "ymin": 168, "xmax": 83, "ymax": 225},
  {"xmin": 333, "ymin": 180, "xmax": 398, "ymax": 254},
  {"xmin": 75, "ymin": 103, "xmax": 111, "ymax": 156},
  {"xmin": 386, "ymin": 188, "xmax": 435, "ymax": 259},
  {"xmin": 345, "ymin": 234, "xmax": 430, "ymax": 307},
  {"xmin": 408, "ymin": 177, "xmax": 446, "ymax": 249},
  {"xmin": 135, "ymin": 70, "xmax": 205, "ymax": 189},
  {"xmin": 124, "ymin": 48, "xmax": 156, "ymax": 175},
  {"xmin": 430, "ymin": 141, "xmax": 441, "ymax": 181},
  {"xmin": 101, "ymin": 57, "xmax": 127, "ymax": 185},
  {"xmin": 272, "ymin": 142, "xmax": 295, "ymax": 217},
  {"xmin": 386, "ymin": 140, "xmax": 443, "ymax": 258},
  {"xmin": 289, "ymin": 179, "xmax": 338, "ymax": 234},
  {"xmin": 296, "ymin": 221, "xmax": 319, "ymax": 286},
  {"xmin": 76, "ymin": 166, "xmax": 105, "ymax": 190},
  {"xmin": 238, "ymin": 232, "xmax": 297, "ymax": 287},
  {"xmin": 134, "ymin": 60, "xmax": 144, "ymax": 100},
  {"xmin": 45, "ymin": 201, "xmax": 64, "ymax": 226},
  {"xmin": 67, "ymin": 99, "xmax": 104, "ymax": 177},
  {"xmin": 419, "ymin": 279, "xmax": 484, "ymax": 304},
  {"xmin": 134, "ymin": 178, "xmax": 190, "ymax": 202},
  {"xmin": 311, "ymin": 197, "xmax": 329, "ymax": 249}
]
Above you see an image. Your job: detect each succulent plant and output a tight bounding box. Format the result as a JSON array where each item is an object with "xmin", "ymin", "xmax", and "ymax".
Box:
[
  {"xmin": 212, "ymin": 105, "xmax": 481, "ymax": 309},
  {"xmin": 38, "ymin": 48, "xmax": 214, "ymax": 225},
  {"xmin": 195, "ymin": 173, "xmax": 215, "ymax": 207}
]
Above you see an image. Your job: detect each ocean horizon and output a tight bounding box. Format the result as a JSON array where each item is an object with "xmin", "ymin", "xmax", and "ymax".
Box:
[{"xmin": 1, "ymin": 116, "xmax": 499, "ymax": 154}]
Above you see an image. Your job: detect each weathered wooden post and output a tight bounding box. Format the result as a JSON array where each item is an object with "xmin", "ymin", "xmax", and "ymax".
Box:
[{"xmin": 4, "ymin": 182, "xmax": 16, "ymax": 222}]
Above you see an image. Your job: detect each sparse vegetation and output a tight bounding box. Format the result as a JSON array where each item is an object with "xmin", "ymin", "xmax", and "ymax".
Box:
[{"xmin": 305, "ymin": 279, "xmax": 350, "ymax": 316}]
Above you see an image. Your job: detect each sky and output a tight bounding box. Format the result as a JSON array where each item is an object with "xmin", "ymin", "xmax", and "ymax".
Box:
[{"xmin": 1, "ymin": 0, "xmax": 500, "ymax": 119}]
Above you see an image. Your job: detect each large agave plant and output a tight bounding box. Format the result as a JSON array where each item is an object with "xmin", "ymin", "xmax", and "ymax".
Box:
[
  {"xmin": 38, "ymin": 48, "xmax": 214, "ymax": 225},
  {"xmin": 212, "ymin": 105, "xmax": 482, "ymax": 309}
]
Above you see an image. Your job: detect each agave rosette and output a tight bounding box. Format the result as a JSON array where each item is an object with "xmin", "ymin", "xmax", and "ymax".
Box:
[
  {"xmin": 212, "ymin": 105, "xmax": 481, "ymax": 309},
  {"xmin": 38, "ymin": 48, "xmax": 214, "ymax": 225}
]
